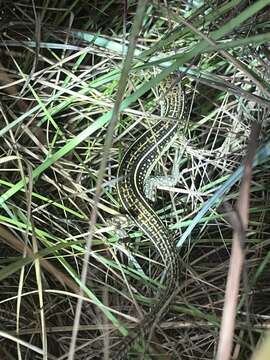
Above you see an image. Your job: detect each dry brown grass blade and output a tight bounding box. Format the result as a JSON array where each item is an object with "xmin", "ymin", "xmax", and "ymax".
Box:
[
  {"xmin": 0, "ymin": 224, "xmax": 81, "ymax": 294},
  {"xmin": 216, "ymin": 121, "xmax": 261, "ymax": 360},
  {"xmin": 0, "ymin": 61, "xmax": 28, "ymax": 113},
  {"xmin": 68, "ymin": 1, "xmax": 149, "ymax": 358}
]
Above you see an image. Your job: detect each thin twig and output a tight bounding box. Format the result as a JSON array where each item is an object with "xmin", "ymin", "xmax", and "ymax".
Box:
[
  {"xmin": 67, "ymin": 1, "xmax": 149, "ymax": 359},
  {"xmin": 216, "ymin": 121, "xmax": 261, "ymax": 360}
]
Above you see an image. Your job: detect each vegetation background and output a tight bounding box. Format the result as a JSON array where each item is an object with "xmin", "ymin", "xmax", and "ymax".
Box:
[{"xmin": 0, "ymin": 1, "xmax": 270, "ymax": 359}]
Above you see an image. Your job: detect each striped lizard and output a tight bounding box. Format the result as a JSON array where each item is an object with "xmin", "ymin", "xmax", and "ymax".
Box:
[{"xmin": 115, "ymin": 76, "xmax": 185, "ymax": 358}]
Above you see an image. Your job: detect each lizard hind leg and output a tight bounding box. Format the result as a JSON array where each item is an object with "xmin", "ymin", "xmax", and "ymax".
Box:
[{"xmin": 144, "ymin": 148, "xmax": 183, "ymax": 202}]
